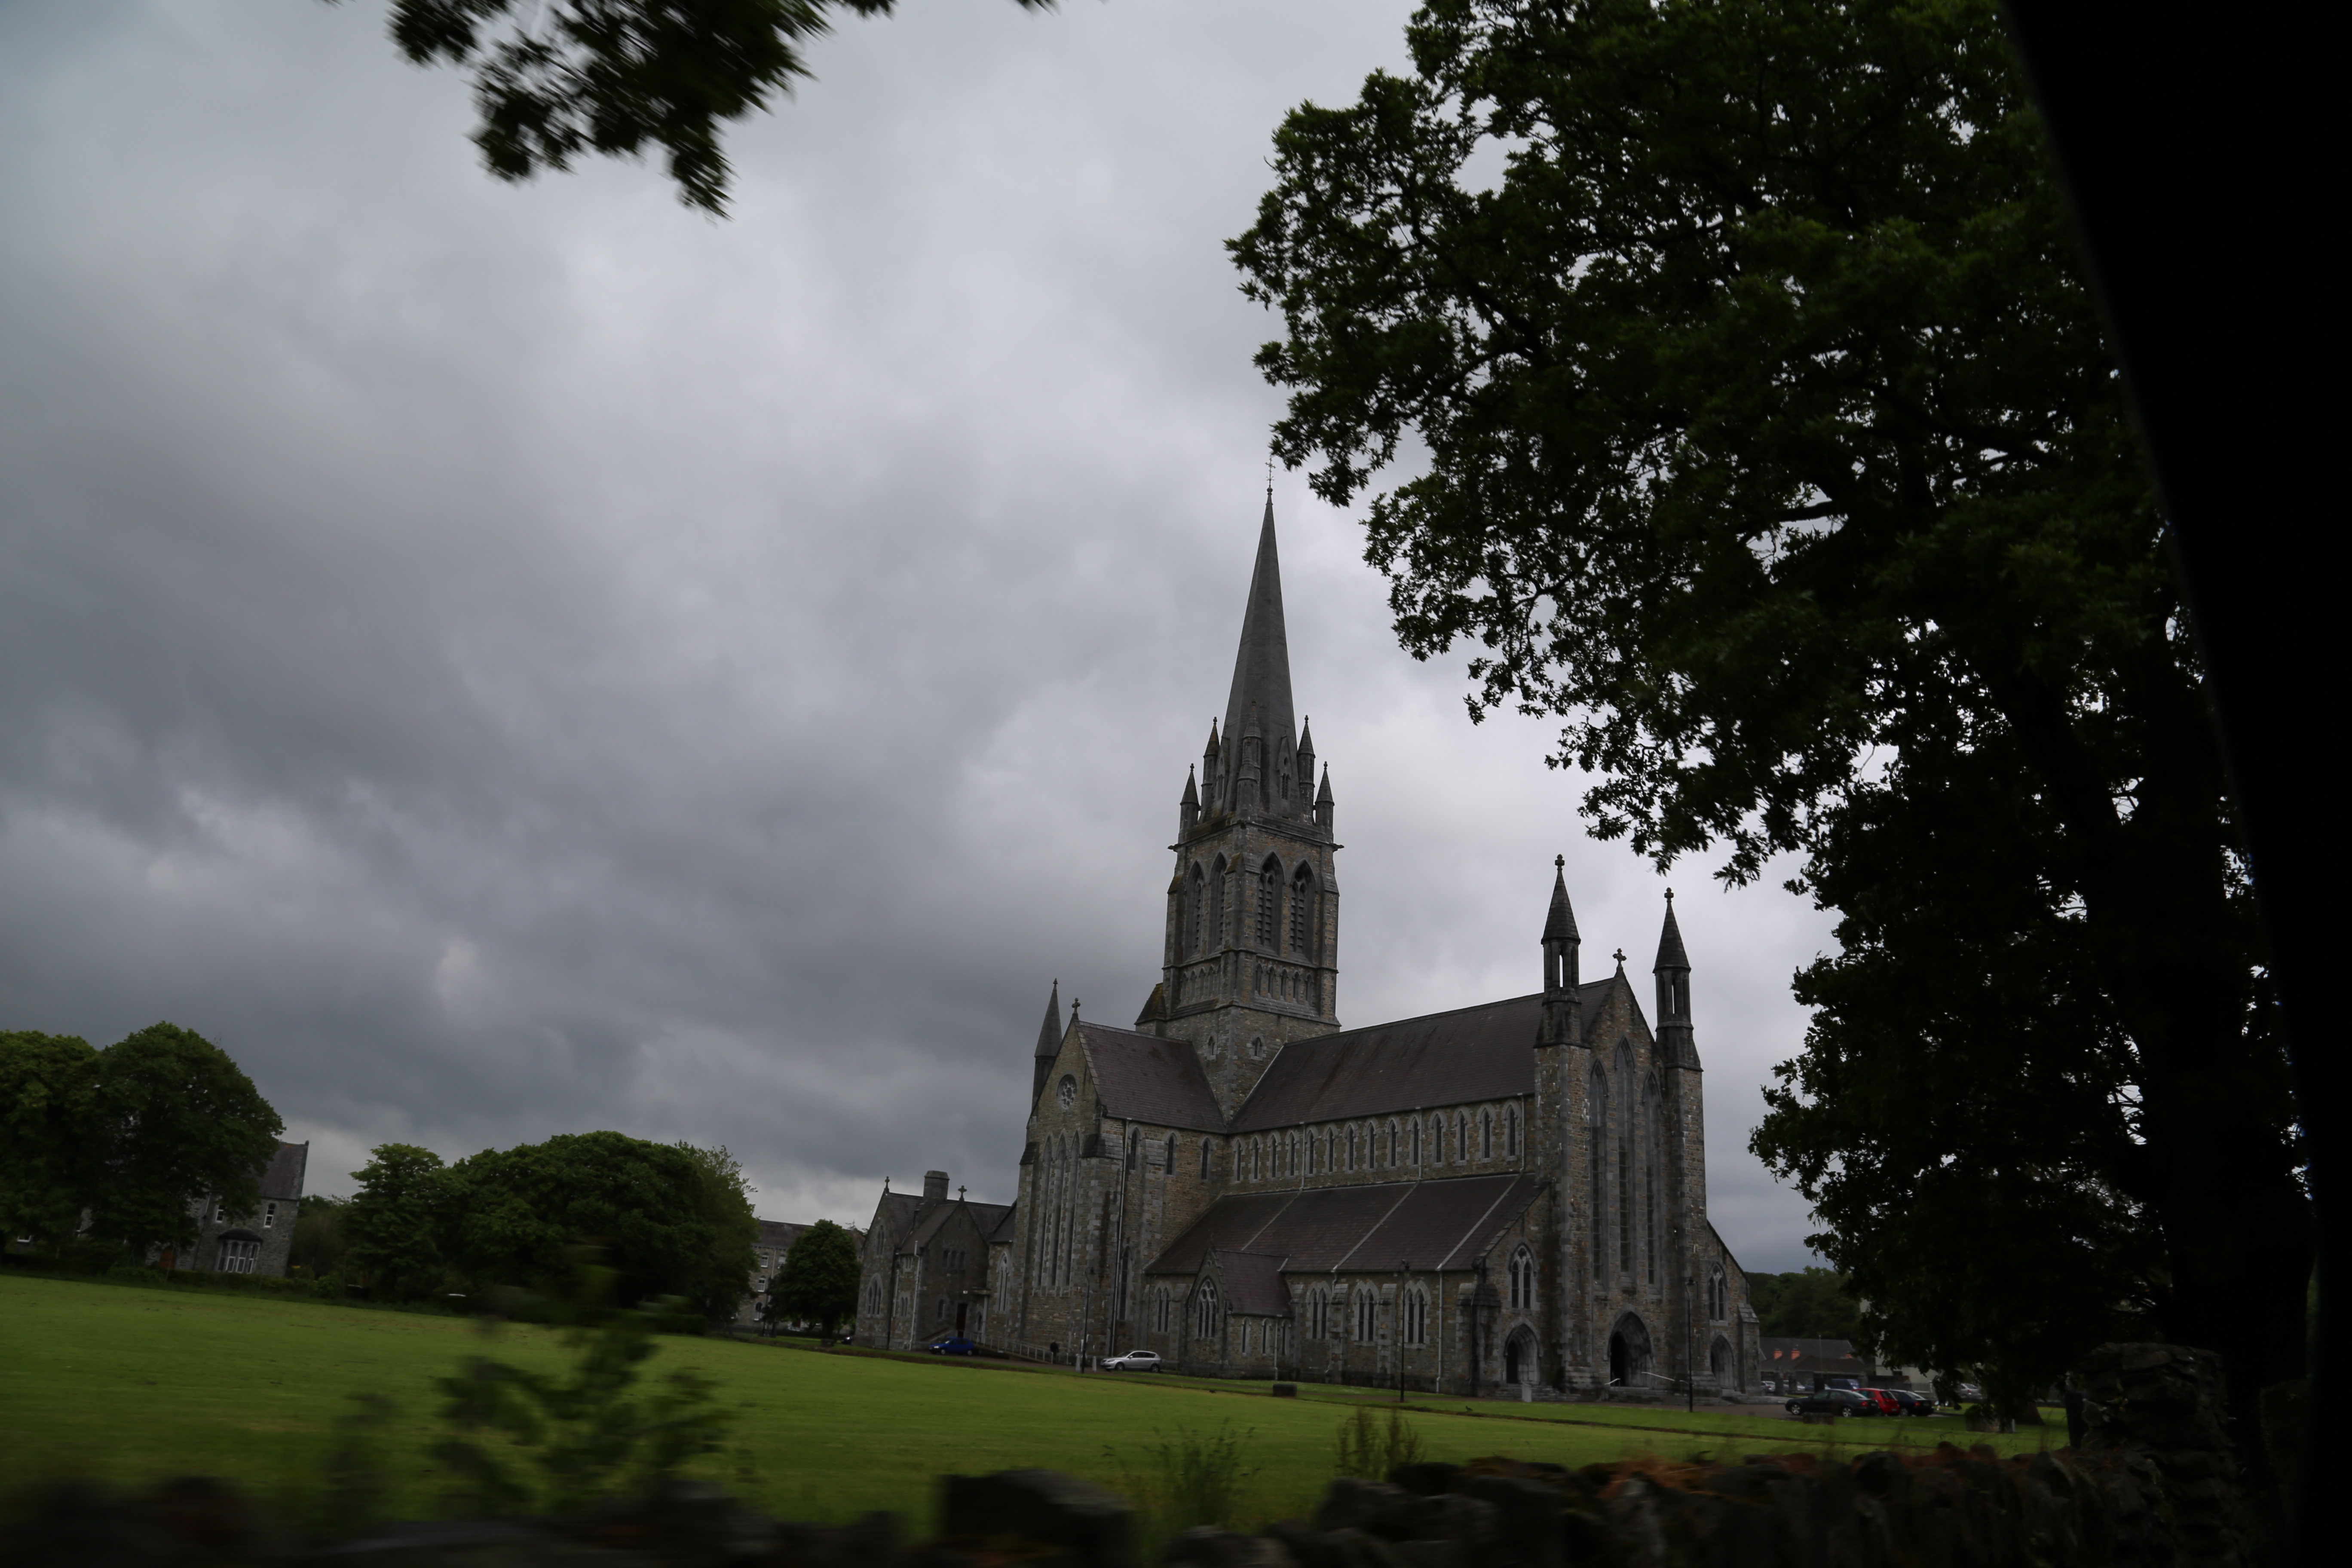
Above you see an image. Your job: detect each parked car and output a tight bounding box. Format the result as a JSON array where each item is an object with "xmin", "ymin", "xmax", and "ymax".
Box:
[
  {"xmin": 928, "ymin": 1336, "xmax": 977, "ymax": 1356},
  {"xmin": 1100, "ymin": 1349, "xmax": 1163, "ymax": 1372},
  {"xmin": 1856, "ymin": 1387, "xmax": 1904, "ymax": 1416},
  {"xmin": 1883, "ymin": 1389, "xmax": 1938, "ymax": 1416},
  {"xmin": 1785, "ymin": 1389, "xmax": 1872, "ymax": 1417}
]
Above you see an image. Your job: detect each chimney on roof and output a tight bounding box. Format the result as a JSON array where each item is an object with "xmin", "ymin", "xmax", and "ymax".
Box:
[{"xmin": 923, "ymin": 1170, "xmax": 949, "ymax": 1203}]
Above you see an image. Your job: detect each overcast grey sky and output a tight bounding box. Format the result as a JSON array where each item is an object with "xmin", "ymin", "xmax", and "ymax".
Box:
[{"xmin": 0, "ymin": 0, "xmax": 1837, "ymax": 1269}]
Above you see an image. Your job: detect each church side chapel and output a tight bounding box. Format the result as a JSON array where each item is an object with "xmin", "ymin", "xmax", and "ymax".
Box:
[{"xmin": 858, "ymin": 499, "xmax": 1761, "ymax": 1397}]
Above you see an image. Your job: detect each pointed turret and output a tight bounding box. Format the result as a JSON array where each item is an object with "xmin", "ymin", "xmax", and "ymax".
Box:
[
  {"xmin": 1539, "ymin": 856, "xmax": 1583, "ymax": 1045},
  {"xmin": 1179, "ymin": 767, "xmax": 1200, "ymax": 836},
  {"xmin": 1029, "ymin": 980, "xmax": 1063, "ymax": 1106},
  {"xmin": 1217, "ymin": 496, "xmax": 1300, "ymax": 818},
  {"xmin": 1314, "ymin": 764, "xmax": 1334, "ymax": 832},
  {"xmin": 1295, "ymin": 717, "xmax": 1316, "ymax": 799},
  {"xmin": 1653, "ymin": 891, "xmax": 1697, "ymax": 1067},
  {"xmin": 1200, "ymin": 719, "xmax": 1221, "ymax": 804}
]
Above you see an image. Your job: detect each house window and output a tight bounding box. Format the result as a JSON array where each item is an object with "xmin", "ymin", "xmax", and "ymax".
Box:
[
  {"xmin": 217, "ymin": 1238, "xmax": 260, "ymax": 1274},
  {"xmin": 264, "ymin": 1202, "xmax": 278, "ymax": 1228}
]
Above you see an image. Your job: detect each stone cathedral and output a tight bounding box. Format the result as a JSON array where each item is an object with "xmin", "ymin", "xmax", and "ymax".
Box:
[{"xmin": 857, "ymin": 500, "xmax": 1761, "ymax": 1397}]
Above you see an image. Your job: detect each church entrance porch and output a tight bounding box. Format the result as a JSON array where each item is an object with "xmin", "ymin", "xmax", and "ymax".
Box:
[
  {"xmin": 1608, "ymin": 1313, "xmax": 1654, "ymax": 1387},
  {"xmin": 1504, "ymin": 1326, "xmax": 1539, "ymax": 1390}
]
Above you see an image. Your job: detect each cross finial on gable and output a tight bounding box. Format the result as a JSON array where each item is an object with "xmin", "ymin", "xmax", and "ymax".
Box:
[{"xmin": 1613, "ymin": 948, "xmax": 1626, "ymax": 970}]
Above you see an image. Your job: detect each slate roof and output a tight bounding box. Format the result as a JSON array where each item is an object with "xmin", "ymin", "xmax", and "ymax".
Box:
[
  {"xmin": 1144, "ymin": 1173, "xmax": 1542, "ymax": 1278},
  {"xmin": 755, "ymin": 1219, "xmax": 807, "ymax": 1257},
  {"xmin": 874, "ymin": 1191, "xmax": 923, "ymax": 1248},
  {"xmin": 1213, "ymin": 498, "xmax": 1302, "ymax": 817},
  {"xmin": 259, "ymin": 1141, "xmax": 308, "ymax": 1201},
  {"xmin": 1078, "ymin": 1021, "xmax": 1224, "ymax": 1131},
  {"xmin": 1214, "ymin": 1251, "xmax": 1292, "ymax": 1316},
  {"xmin": 1229, "ymin": 984, "xmax": 1614, "ymax": 1130},
  {"xmin": 984, "ymin": 1202, "xmax": 1020, "ymax": 1245}
]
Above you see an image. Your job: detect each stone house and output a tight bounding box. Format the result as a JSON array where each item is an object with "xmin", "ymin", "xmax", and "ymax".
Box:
[
  {"xmin": 861, "ymin": 1173, "xmax": 1011, "ymax": 1348},
  {"xmin": 169, "ymin": 1140, "xmax": 308, "ymax": 1277},
  {"xmin": 858, "ymin": 498, "xmax": 1761, "ymax": 1396}
]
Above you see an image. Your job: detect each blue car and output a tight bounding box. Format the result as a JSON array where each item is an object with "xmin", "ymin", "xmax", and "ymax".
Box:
[{"xmin": 928, "ymin": 1336, "xmax": 978, "ymax": 1356}]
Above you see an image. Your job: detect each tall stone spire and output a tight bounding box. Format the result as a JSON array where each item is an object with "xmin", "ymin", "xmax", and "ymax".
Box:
[
  {"xmin": 1030, "ymin": 979, "xmax": 1063, "ymax": 1105},
  {"xmin": 1216, "ymin": 496, "xmax": 1302, "ymax": 818},
  {"xmin": 1539, "ymin": 857, "xmax": 1583, "ymax": 1046},
  {"xmin": 1653, "ymin": 892, "xmax": 1697, "ymax": 1067}
]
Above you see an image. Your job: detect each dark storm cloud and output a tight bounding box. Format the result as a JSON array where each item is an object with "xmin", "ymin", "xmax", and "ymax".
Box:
[{"xmin": 0, "ymin": 1, "xmax": 1833, "ymax": 1265}]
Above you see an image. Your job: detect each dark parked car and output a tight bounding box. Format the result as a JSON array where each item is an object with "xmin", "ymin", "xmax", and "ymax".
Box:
[
  {"xmin": 1785, "ymin": 1389, "xmax": 1874, "ymax": 1417},
  {"xmin": 1882, "ymin": 1389, "xmax": 1938, "ymax": 1416},
  {"xmin": 928, "ymin": 1336, "xmax": 977, "ymax": 1356}
]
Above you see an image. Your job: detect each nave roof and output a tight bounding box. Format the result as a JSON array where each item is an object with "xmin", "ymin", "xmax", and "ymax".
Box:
[
  {"xmin": 1230, "ymin": 982, "xmax": 1616, "ymax": 1131},
  {"xmin": 1143, "ymin": 1172, "xmax": 1542, "ymax": 1280}
]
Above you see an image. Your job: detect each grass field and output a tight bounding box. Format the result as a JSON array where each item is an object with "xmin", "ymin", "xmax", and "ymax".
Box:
[{"xmin": 0, "ymin": 1274, "xmax": 2055, "ymax": 1530}]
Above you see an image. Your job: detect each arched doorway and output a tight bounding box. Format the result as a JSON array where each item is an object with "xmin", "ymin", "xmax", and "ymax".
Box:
[
  {"xmin": 1606, "ymin": 1313, "xmax": 1653, "ymax": 1386},
  {"xmin": 1504, "ymin": 1326, "xmax": 1539, "ymax": 1387},
  {"xmin": 1709, "ymin": 1335, "xmax": 1729, "ymax": 1382}
]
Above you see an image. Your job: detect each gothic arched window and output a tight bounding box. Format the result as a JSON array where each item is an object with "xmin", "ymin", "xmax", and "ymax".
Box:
[
  {"xmin": 1186, "ymin": 865, "xmax": 1207, "ymax": 956},
  {"xmin": 1646, "ymin": 1081, "xmax": 1666, "ymax": 1283},
  {"xmin": 1430, "ymin": 1115, "xmax": 1445, "ymax": 1163},
  {"xmin": 1402, "ymin": 1286, "xmax": 1429, "ymax": 1346},
  {"xmin": 1505, "ymin": 1104, "xmax": 1520, "ymax": 1157},
  {"xmin": 1194, "ymin": 1280, "xmax": 1221, "ymax": 1339},
  {"xmin": 1589, "ymin": 1067, "xmax": 1609, "ymax": 1280},
  {"xmin": 1481, "ymin": 1109, "xmax": 1494, "ymax": 1158},
  {"xmin": 1354, "ymin": 1289, "xmax": 1380, "ymax": 1342},
  {"xmin": 1256, "ymin": 858, "xmax": 1281, "ymax": 946},
  {"xmin": 1456, "ymin": 1112, "xmax": 1469, "ymax": 1163},
  {"xmin": 1508, "ymin": 1245, "xmax": 1537, "ymax": 1311},
  {"xmin": 1289, "ymin": 864, "xmax": 1314, "ymax": 953}
]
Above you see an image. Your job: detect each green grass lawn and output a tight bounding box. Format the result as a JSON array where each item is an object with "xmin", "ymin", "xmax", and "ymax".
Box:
[{"xmin": 0, "ymin": 1274, "xmax": 2056, "ymax": 1530}]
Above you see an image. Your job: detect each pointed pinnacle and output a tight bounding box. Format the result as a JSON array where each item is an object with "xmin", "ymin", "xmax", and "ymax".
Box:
[
  {"xmin": 1654, "ymin": 893, "xmax": 1691, "ymax": 972},
  {"xmin": 1542, "ymin": 858, "xmax": 1580, "ymax": 942},
  {"xmin": 1034, "ymin": 980, "xmax": 1063, "ymax": 1060}
]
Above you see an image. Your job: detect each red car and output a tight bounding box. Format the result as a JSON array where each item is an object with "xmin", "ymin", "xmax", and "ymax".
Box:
[{"xmin": 1856, "ymin": 1387, "xmax": 1904, "ymax": 1416}]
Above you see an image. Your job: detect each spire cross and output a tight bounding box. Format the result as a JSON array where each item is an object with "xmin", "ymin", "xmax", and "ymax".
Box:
[
  {"xmin": 1666, "ymin": 887, "xmax": 1675, "ymax": 903},
  {"xmin": 1555, "ymin": 854, "xmax": 1565, "ymax": 870},
  {"xmin": 958, "ymin": 1185, "xmax": 966, "ymax": 1201},
  {"xmin": 1265, "ymin": 450, "xmax": 1275, "ymax": 496},
  {"xmin": 1613, "ymin": 948, "xmax": 1626, "ymax": 967}
]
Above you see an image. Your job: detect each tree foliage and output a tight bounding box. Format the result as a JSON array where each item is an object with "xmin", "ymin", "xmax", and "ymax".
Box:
[
  {"xmin": 0, "ymin": 1031, "xmax": 101, "ymax": 1253},
  {"xmin": 1746, "ymin": 1268, "xmax": 1859, "ymax": 1341},
  {"xmin": 443, "ymin": 1131, "xmax": 753, "ymax": 1314},
  {"xmin": 355, "ymin": 0, "xmax": 1055, "ymax": 214},
  {"xmin": 1229, "ymin": 0, "xmax": 2305, "ymax": 1434},
  {"xmin": 347, "ymin": 1143, "xmax": 456, "ymax": 1300},
  {"xmin": 767, "ymin": 1217, "xmax": 858, "ymax": 1337},
  {"xmin": 90, "ymin": 1023, "xmax": 284, "ymax": 1259}
]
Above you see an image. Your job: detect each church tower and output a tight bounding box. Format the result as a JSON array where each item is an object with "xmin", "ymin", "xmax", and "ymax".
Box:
[{"xmin": 1138, "ymin": 495, "xmax": 1340, "ymax": 1115}]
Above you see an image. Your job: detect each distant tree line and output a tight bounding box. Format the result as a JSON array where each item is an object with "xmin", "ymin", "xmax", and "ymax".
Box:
[
  {"xmin": 0, "ymin": 1023, "xmax": 282, "ymax": 1263},
  {"xmin": 343, "ymin": 1133, "xmax": 760, "ymax": 1324},
  {"xmin": 1746, "ymin": 1268, "xmax": 1862, "ymax": 1342}
]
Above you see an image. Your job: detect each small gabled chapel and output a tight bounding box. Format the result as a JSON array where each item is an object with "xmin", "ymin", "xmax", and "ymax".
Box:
[{"xmin": 857, "ymin": 498, "xmax": 1760, "ymax": 1397}]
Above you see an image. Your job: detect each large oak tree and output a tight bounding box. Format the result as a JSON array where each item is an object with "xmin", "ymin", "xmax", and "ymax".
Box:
[{"xmin": 1228, "ymin": 0, "xmax": 2305, "ymax": 1454}]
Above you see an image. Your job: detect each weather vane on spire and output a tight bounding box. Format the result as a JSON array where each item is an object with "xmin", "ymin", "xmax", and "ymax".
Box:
[{"xmin": 1265, "ymin": 449, "xmax": 1275, "ymax": 497}]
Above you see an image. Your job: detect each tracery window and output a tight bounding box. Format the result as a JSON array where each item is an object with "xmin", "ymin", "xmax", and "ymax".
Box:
[
  {"xmin": 1402, "ymin": 1286, "xmax": 1429, "ymax": 1347},
  {"xmin": 1508, "ymin": 1245, "xmax": 1537, "ymax": 1311},
  {"xmin": 1187, "ymin": 866, "xmax": 1207, "ymax": 955},
  {"xmin": 1354, "ymin": 1288, "xmax": 1380, "ymax": 1342},
  {"xmin": 1194, "ymin": 1280, "xmax": 1221, "ymax": 1339},
  {"xmin": 1589, "ymin": 1069, "xmax": 1608, "ymax": 1279},
  {"xmin": 1256, "ymin": 860, "xmax": 1280, "ymax": 946}
]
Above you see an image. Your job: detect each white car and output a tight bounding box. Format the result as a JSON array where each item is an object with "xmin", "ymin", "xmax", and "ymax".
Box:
[{"xmin": 1100, "ymin": 1349, "xmax": 1162, "ymax": 1372}]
